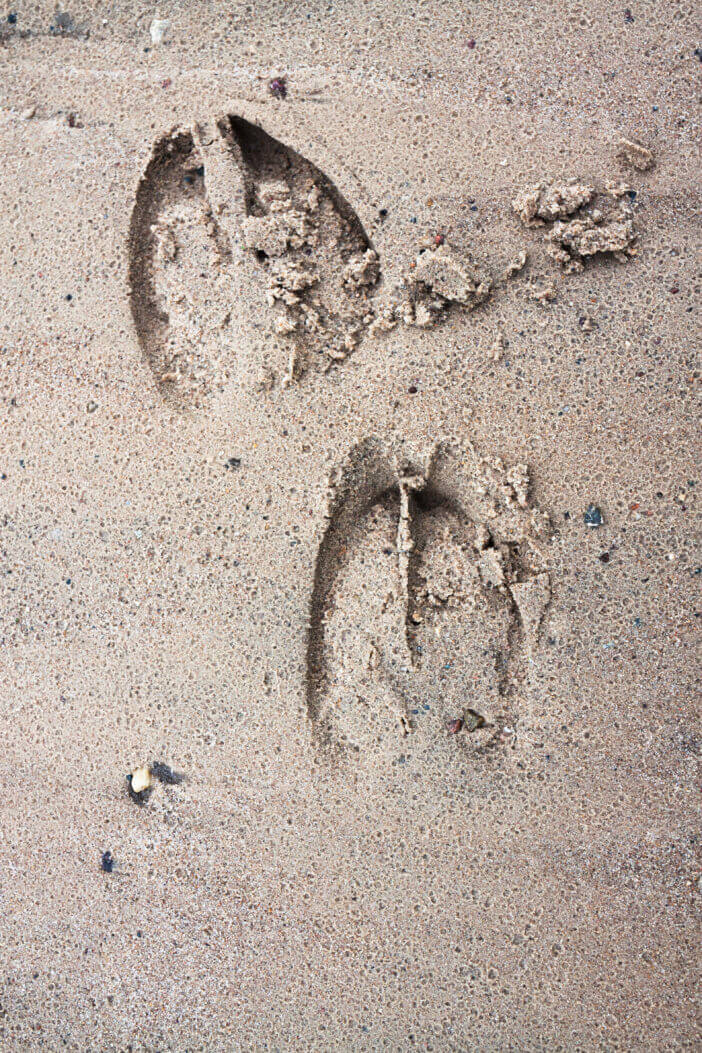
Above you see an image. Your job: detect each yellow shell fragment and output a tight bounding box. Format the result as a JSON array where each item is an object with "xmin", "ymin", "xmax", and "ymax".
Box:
[{"xmin": 130, "ymin": 766, "xmax": 153, "ymax": 794}]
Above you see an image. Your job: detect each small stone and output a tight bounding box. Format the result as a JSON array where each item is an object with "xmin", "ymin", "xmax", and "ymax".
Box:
[
  {"xmin": 100, "ymin": 850, "xmax": 114, "ymax": 873},
  {"xmin": 86, "ymin": 400, "xmax": 98, "ymax": 413},
  {"xmin": 462, "ymin": 708, "xmax": 485, "ymax": 732},
  {"xmin": 269, "ymin": 77, "xmax": 287, "ymax": 99},
  {"xmin": 21, "ymin": 105, "xmax": 36, "ymax": 120},
  {"xmin": 584, "ymin": 504, "xmax": 604, "ymax": 528},
  {"xmin": 447, "ymin": 718, "xmax": 464, "ymax": 734},
  {"xmin": 127, "ymin": 766, "xmax": 152, "ymax": 796},
  {"xmin": 150, "ymin": 16, "xmax": 171, "ymax": 45}
]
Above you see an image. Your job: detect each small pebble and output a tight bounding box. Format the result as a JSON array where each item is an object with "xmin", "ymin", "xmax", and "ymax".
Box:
[
  {"xmin": 447, "ymin": 718, "xmax": 463, "ymax": 734},
  {"xmin": 584, "ymin": 504, "xmax": 604, "ymax": 528},
  {"xmin": 130, "ymin": 766, "xmax": 152, "ymax": 793},
  {"xmin": 462, "ymin": 708, "xmax": 485, "ymax": 732},
  {"xmin": 150, "ymin": 16, "xmax": 171, "ymax": 45},
  {"xmin": 127, "ymin": 765, "xmax": 153, "ymax": 804},
  {"xmin": 269, "ymin": 77, "xmax": 287, "ymax": 99},
  {"xmin": 100, "ymin": 850, "xmax": 114, "ymax": 873}
]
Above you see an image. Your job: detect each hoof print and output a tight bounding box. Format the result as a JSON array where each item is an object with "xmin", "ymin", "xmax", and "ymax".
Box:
[
  {"xmin": 306, "ymin": 440, "xmax": 552, "ymax": 760},
  {"xmin": 128, "ymin": 116, "xmax": 380, "ymax": 402}
]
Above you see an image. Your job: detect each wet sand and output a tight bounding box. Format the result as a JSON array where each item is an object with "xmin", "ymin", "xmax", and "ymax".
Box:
[{"xmin": 0, "ymin": 2, "xmax": 699, "ymax": 1048}]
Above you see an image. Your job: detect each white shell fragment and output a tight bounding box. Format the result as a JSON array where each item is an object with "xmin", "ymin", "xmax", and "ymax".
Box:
[
  {"xmin": 150, "ymin": 17, "xmax": 172, "ymax": 45},
  {"xmin": 130, "ymin": 766, "xmax": 154, "ymax": 794}
]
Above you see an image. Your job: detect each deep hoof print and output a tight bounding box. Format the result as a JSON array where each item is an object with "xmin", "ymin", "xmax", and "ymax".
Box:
[
  {"xmin": 306, "ymin": 440, "xmax": 552, "ymax": 764},
  {"xmin": 128, "ymin": 117, "xmax": 380, "ymax": 401}
]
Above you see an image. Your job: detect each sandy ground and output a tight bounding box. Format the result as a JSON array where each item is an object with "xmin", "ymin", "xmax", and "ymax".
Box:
[{"xmin": 0, "ymin": 2, "xmax": 700, "ymax": 1049}]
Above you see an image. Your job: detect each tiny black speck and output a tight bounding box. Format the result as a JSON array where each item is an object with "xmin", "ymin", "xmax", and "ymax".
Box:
[
  {"xmin": 8, "ymin": 12, "xmax": 17, "ymax": 24},
  {"xmin": 100, "ymin": 850, "xmax": 114, "ymax": 873},
  {"xmin": 599, "ymin": 552, "xmax": 610, "ymax": 563}
]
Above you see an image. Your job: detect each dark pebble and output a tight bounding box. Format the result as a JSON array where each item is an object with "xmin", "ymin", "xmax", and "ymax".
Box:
[
  {"xmin": 100, "ymin": 850, "xmax": 114, "ymax": 873},
  {"xmin": 226, "ymin": 457, "xmax": 241, "ymax": 469},
  {"xmin": 584, "ymin": 504, "xmax": 604, "ymax": 528},
  {"xmin": 599, "ymin": 551, "xmax": 610, "ymax": 563},
  {"xmin": 269, "ymin": 77, "xmax": 287, "ymax": 99},
  {"xmin": 8, "ymin": 12, "xmax": 17, "ymax": 24}
]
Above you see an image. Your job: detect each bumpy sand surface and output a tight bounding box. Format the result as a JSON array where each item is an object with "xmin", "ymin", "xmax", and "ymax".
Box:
[{"xmin": 0, "ymin": 2, "xmax": 699, "ymax": 1049}]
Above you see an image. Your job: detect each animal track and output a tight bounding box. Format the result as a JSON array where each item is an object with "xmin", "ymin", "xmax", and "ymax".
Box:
[
  {"xmin": 128, "ymin": 116, "xmax": 380, "ymax": 401},
  {"xmin": 306, "ymin": 439, "xmax": 551, "ymax": 757}
]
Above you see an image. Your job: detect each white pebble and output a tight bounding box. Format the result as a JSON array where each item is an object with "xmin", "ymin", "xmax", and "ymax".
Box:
[
  {"xmin": 130, "ymin": 766, "xmax": 153, "ymax": 794},
  {"xmin": 150, "ymin": 16, "xmax": 171, "ymax": 45}
]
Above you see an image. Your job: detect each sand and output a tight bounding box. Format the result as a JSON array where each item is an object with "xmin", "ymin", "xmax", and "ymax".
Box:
[{"xmin": 0, "ymin": 2, "xmax": 699, "ymax": 1049}]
